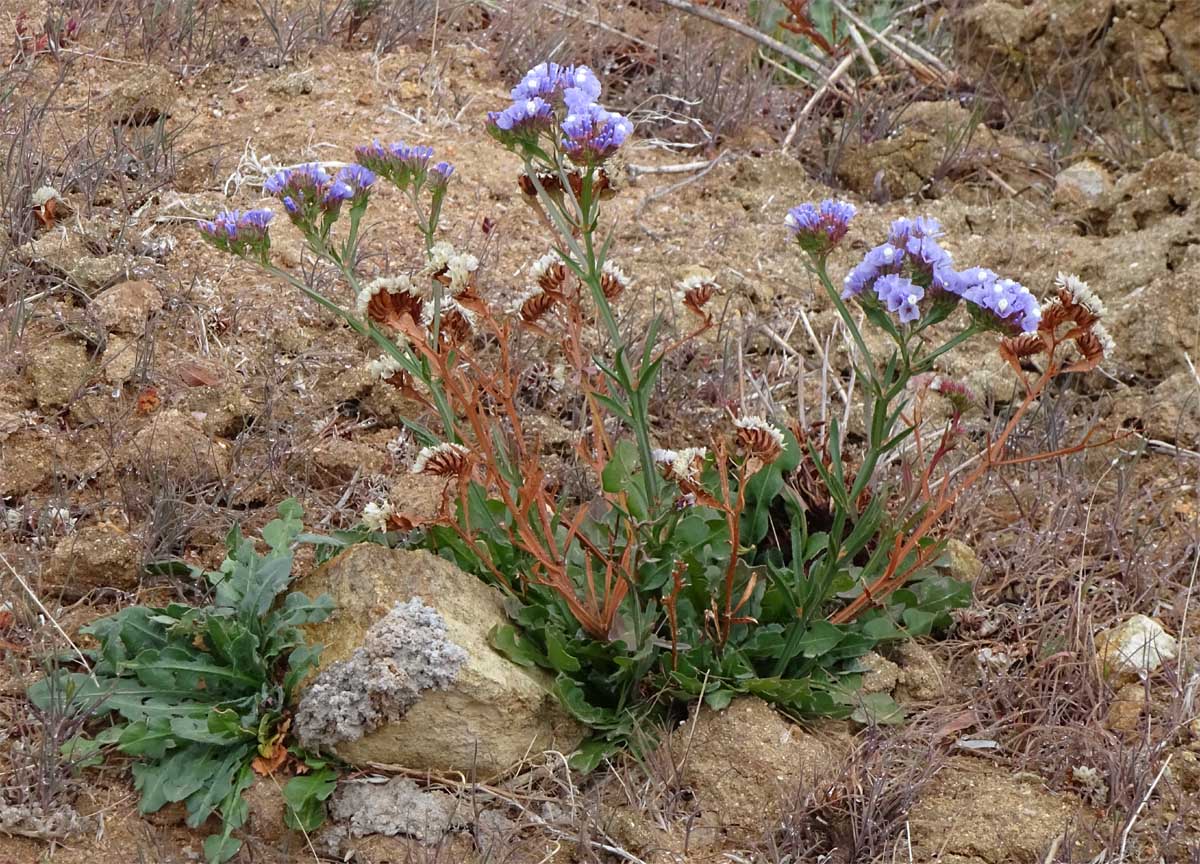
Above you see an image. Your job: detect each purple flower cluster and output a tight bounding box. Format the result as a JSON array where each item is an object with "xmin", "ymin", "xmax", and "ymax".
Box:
[
  {"xmin": 487, "ymin": 62, "xmax": 632, "ymax": 163},
  {"xmin": 263, "ymin": 163, "xmax": 366, "ymax": 228},
  {"xmin": 354, "ymin": 140, "xmax": 449, "ymax": 194},
  {"xmin": 952, "ymin": 266, "xmax": 1042, "ymax": 334},
  {"xmin": 873, "ymin": 273, "xmax": 924, "ymax": 323},
  {"xmin": 786, "ymin": 199, "xmax": 856, "ymax": 255},
  {"xmin": 198, "ymin": 208, "xmax": 273, "ymax": 258},
  {"xmin": 512, "ymin": 62, "xmax": 601, "ymax": 102},
  {"xmin": 791, "ymin": 204, "xmax": 1041, "ymax": 332},
  {"xmin": 560, "ymin": 86, "xmax": 633, "ymax": 162},
  {"xmin": 335, "ymin": 164, "xmax": 376, "ymax": 203}
]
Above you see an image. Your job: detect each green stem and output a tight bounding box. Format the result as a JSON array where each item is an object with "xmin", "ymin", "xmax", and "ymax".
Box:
[{"xmin": 810, "ymin": 256, "xmax": 879, "ymax": 391}]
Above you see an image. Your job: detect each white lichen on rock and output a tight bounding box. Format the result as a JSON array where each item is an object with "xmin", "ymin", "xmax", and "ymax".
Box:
[
  {"xmin": 330, "ymin": 777, "xmax": 466, "ymax": 842},
  {"xmin": 294, "ymin": 597, "xmax": 467, "ymax": 750}
]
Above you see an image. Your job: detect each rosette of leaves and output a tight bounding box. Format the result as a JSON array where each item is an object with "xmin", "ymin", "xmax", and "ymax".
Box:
[
  {"xmin": 28, "ymin": 501, "xmax": 337, "ymax": 862},
  {"xmin": 427, "ymin": 430, "xmax": 970, "ymax": 770}
]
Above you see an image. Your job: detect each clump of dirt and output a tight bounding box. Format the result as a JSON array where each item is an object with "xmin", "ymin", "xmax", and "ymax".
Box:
[
  {"xmin": 908, "ymin": 757, "xmax": 1091, "ymax": 863},
  {"xmin": 670, "ymin": 697, "xmax": 848, "ymax": 847},
  {"xmin": 954, "ymin": 0, "xmax": 1200, "ymax": 158}
]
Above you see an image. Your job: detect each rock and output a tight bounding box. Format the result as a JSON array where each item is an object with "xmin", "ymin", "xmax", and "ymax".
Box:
[
  {"xmin": 1105, "ymin": 682, "xmax": 1148, "ymax": 734},
  {"xmin": 669, "ymin": 697, "xmax": 843, "ymax": 845},
  {"xmin": 337, "ymin": 831, "xmax": 480, "ymax": 863},
  {"xmin": 895, "ymin": 642, "xmax": 946, "ymax": 701},
  {"xmin": 1094, "ymin": 614, "xmax": 1178, "ymax": 683},
  {"xmin": 268, "ymin": 69, "xmax": 316, "ymax": 96},
  {"xmin": 857, "ymin": 651, "xmax": 901, "ymax": 694},
  {"xmin": 46, "ymin": 522, "xmax": 141, "ymax": 597},
  {"xmin": 294, "ymin": 598, "xmax": 469, "ymax": 751},
  {"xmin": 0, "ymin": 430, "xmax": 57, "ymax": 497},
  {"xmin": 15, "ymin": 230, "xmax": 129, "ymax": 293},
  {"xmin": 330, "ymin": 778, "xmax": 466, "ymax": 842},
  {"xmin": 943, "ymin": 538, "xmax": 984, "ymax": 582},
  {"xmin": 107, "ymin": 67, "xmax": 175, "ymax": 125},
  {"xmin": 1173, "ymin": 749, "xmax": 1200, "ymax": 792},
  {"xmin": 91, "ymin": 280, "xmax": 162, "ymax": 335},
  {"xmin": 124, "ymin": 409, "xmax": 231, "ymax": 484},
  {"xmin": 1053, "ymin": 159, "xmax": 1114, "ymax": 218},
  {"xmin": 101, "ymin": 335, "xmax": 140, "ymax": 385},
  {"xmin": 293, "ymin": 544, "xmax": 584, "ymax": 775},
  {"xmin": 909, "ymin": 757, "xmax": 1083, "ymax": 863},
  {"xmin": 1107, "ymin": 261, "xmax": 1200, "ymax": 380},
  {"xmin": 25, "ymin": 337, "xmax": 93, "ymax": 410},
  {"xmin": 1104, "ymin": 152, "xmax": 1200, "ymax": 234}
]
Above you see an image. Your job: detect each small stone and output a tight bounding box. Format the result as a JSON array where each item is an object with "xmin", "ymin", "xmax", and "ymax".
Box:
[
  {"xmin": 91, "ymin": 280, "xmax": 163, "ymax": 335},
  {"xmin": 107, "ymin": 67, "xmax": 176, "ymax": 125},
  {"xmin": 1173, "ymin": 749, "xmax": 1200, "ymax": 792},
  {"xmin": 242, "ymin": 779, "xmax": 293, "ymax": 845},
  {"xmin": 942, "ymin": 538, "xmax": 984, "ymax": 582},
  {"xmin": 1054, "ymin": 159, "xmax": 1113, "ymax": 210},
  {"xmin": 330, "ymin": 777, "xmax": 465, "ymax": 842},
  {"xmin": 858, "ymin": 651, "xmax": 901, "ymax": 694},
  {"xmin": 1105, "ymin": 682, "xmax": 1147, "ymax": 733},
  {"xmin": 101, "ymin": 335, "xmax": 140, "ymax": 385},
  {"xmin": 309, "ymin": 437, "xmax": 387, "ymax": 483},
  {"xmin": 895, "ymin": 642, "xmax": 946, "ymax": 701},
  {"xmin": 268, "ymin": 69, "xmax": 316, "ymax": 96},
  {"xmin": 669, "ymin": 697, "xmax": 845, "ymax": 846},
  {"xmin": 1095, "ymin": 614, "xmax": 1178, "ymax": 683},
  {"xmin": 46, "ymin": 522, "xmax": 141, "ymax": 597},
  {"xmin": 26, "ymin": 337, "xmax": 93, "ymax": 410}
]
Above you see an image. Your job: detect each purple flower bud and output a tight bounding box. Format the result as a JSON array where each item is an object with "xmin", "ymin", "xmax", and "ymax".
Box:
[
  {"xmin": 786, "ymin": 199, "xmax": 856, "ymax": 255},
  {"xmin": 198, "ymin": 208, "xmax": 274, "ymax": 258},
  {"xmin": 355, "ymin": 140, "xmax": 442, "ymax": 193}
]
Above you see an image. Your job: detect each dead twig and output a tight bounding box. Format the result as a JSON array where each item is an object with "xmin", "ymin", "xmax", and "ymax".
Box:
[{"xmin": 653, "ymin": 0, "xmax": 834, "ymax": 80}]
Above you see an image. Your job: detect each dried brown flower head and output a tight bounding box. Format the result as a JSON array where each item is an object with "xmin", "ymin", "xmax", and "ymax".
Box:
[{"xmin": 734, "ymin": 416, "xmax": 784, "ymax": 463}]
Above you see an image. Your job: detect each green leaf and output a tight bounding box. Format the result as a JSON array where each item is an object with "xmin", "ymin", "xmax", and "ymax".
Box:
[
  {"xmin": 794, "ymin": 620, "xmax": 845, "ymax": 659},
  {"xmin": 60, "ymin": 735, "xmax": 105, "ymax": 769},
  {"xmin": 747, "ymin": 677, "xmax": 811, "ymax": 708},
  {"xmin": 545, "ymin": 630, "xmax": 581, "ymax": 673},
  {"xmin": 862, "ymin": 616, "xmax": 904, "ymax": 641},
  {"xmin": 283, "ymin": 767, "xmax": 338, "ymax": 831},
  {"xmin": 568, "ymin": 739, "xmax": 618, "ymax": 773},
  {"xmin": 118, "ymin": 718, "xmax": 176, "ymax": 757},
  {"xmin": 850, "ymin": 691, "xmax": 905, "ymax": 725},
  {"xmin": 703, "ymin": 688, "xmax": 734, "ymax": 710},
  {"xmin": 901, "ymin": 607, "xmax": 938, "ymax": 636},
  {"xmin": 489, "ymin": 624, "xmax": 546, "ymax": 667},
  {"xmin": 184, "ymin": 744, "xmax": 255, "ymax": 827},
  {"xmin": 235, "ymin": 553, "xmax": 295, "ymax": 622},
  {"xmin": 554, "ymin": 675, "xmax": 616, "ymax": 727},
  {"xmin": 133, "ymin": 744, "xmax": 219, "ymax": 814},
  {"xmin": 202, "ymin": 834, "xmax": 242, "ymax": 864},
  {"xmin": 600, "ymin": 440, "xmax": 648, "ymax": 520}
]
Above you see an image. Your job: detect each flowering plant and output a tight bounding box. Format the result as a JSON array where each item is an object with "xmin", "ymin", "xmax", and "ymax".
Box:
[{"xmin": 197, "ymin": 63, "xmax": 1113, "ymax": 760}]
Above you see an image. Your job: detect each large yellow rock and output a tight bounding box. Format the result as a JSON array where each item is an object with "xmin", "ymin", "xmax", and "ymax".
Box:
[{"xmin": 294, "ymin": 543, "xmax": 583, "ymax": 776}]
